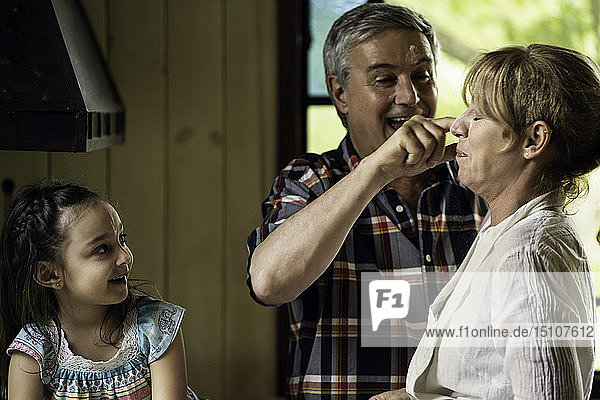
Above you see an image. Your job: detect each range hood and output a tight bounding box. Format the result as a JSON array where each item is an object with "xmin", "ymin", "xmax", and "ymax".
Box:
[{"xmin": 0, "ymin": 0, "xmax": 125, "ymax": 152}]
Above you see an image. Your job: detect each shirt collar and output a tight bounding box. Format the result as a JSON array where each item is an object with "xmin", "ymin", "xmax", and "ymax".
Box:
[
  {"xmin": 479, "ymin": 190, "xmax": 564, "ymax": 240},
  {"xmin": 338, "ymin": 134, "xmax": 361, "ymax": 172},
  {"xmin": 429, "ymin": 190, "xmax": 564, "ymax": 322}
]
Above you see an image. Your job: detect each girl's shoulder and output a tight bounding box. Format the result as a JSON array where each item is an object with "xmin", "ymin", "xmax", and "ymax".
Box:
[
  {"xmin": 134, "ymin": 295, "xmax": 186, "ymax": 363},
  {"xmin": 7, "ymin": 323, "xmax": 59, "ymax": 384}
]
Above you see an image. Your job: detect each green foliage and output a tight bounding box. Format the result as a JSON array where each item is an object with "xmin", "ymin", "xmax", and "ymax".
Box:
[{"xmin": 389, "ymin": 0, "xmax": 599, "ymax": 61}]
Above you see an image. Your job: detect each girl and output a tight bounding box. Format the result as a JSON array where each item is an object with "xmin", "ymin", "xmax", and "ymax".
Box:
[{"xmin": 0, "ymin": 182, "xmax": 200, "ymax": 399}]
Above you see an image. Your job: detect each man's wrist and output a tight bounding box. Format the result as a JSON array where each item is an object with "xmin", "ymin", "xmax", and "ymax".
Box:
[{"xmin": 357, "ymin": 152, "xmax": 397, "ymax": 190}]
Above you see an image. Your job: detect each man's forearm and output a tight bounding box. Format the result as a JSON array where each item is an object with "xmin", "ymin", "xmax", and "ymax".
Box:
[
  {"xmin": 249, "ymin": 156, "xmax": 387, "ymax": 304},
  {"xmin": 249, "ymin": 116, "xmax": 455, "ymax": 305}
]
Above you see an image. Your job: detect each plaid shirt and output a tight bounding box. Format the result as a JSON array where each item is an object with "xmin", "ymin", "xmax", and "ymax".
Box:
[{"xmin": 247, "ymin": 135, "xmax": 488, "ymax": 399}]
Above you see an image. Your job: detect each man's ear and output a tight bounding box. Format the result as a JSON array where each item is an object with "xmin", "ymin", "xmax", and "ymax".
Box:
[
  {"xmin": 35, "ymin": 262, "xmax": 62, "ymax": 289},
  {"xmin": 523, "ymin": 120, "xmax": 552, "ymax": 159},
  {"xmin": 326, "ymin": 74, "xmax": 349, "ymax": 114}
]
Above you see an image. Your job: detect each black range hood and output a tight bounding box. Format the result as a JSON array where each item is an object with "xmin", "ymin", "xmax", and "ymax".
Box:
[{"xmin": 0, "ymin": 0, "xmax": 125, "ymax": 152}]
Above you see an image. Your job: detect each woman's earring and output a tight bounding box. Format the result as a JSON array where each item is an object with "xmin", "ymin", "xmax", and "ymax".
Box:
[{"xmin": 55, "ymin": 282, "xmax": 61, "ymax": 288}]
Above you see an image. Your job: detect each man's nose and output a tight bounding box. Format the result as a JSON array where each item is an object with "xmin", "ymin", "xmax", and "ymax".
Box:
[{"xmin": 391, "ymin": 77, "xmax": 419, "ymax": 106}]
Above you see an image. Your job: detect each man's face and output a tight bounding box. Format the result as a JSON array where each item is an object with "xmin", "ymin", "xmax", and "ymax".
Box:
[{"xmin": 335, "ymin": 29, "xmax": 437, "ymax": 158}]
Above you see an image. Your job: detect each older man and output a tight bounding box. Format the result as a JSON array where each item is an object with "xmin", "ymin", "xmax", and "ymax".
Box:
[{"xmin": 247, "ymin": 3, "xmax": 487, "ymax": 399}]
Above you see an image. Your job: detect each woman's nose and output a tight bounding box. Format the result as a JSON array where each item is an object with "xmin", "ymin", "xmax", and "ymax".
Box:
[{"xmin": 450, "ymin": 112, "xmax": 468, "ymax": 138}]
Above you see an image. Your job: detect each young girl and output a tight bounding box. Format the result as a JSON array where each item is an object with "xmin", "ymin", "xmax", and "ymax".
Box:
[{"xmin": 0, "ymin": 182, "xmax": 201, "ymax": 399}]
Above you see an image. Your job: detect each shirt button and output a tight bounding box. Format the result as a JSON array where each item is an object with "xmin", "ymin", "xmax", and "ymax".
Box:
[
  {"xmin": 425, "ymin": 254, "xmax": 432, "ymax": 263},
  {"xmin": 395, "ymin": 205, "xmax": 404, "ymax": 213}
]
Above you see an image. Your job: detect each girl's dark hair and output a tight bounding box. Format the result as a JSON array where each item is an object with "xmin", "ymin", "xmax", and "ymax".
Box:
[{"xmin": 0, "ymin": 181, "xmax": 138, "ymax": 396}]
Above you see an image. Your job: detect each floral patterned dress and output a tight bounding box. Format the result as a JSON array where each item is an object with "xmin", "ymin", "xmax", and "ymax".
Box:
[{"xmin": 7, "ymin": 295, "xmax": 201, "ymax": 399}]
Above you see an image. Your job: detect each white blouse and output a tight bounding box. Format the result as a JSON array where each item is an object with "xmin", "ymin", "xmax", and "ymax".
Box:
[{"xmin": 406, "ymin": 192, "xmax": 595, "ymax": 399}]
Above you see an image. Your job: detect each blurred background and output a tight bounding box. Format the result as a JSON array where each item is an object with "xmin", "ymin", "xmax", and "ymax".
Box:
[{"xmin": 1, "ymin": 0, "xmax": 599, "ymax": 399}]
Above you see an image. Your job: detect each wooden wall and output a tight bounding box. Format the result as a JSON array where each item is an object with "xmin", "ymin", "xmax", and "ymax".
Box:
[{"xmin": 0, "ymin": 0, "xmax": 280, "ymax": 398}]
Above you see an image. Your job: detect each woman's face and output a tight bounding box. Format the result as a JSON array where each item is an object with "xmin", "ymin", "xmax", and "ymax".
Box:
[{"xmin": 450, "ymin": 103, "xmax": 526, "ymax": 201}]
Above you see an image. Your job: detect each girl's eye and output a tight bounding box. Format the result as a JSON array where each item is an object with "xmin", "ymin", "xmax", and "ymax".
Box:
[
  {"xmin": 93, "ymin": 244, "xmax": 110, "ymax": 255},
  {"xmin": 119, "ymin": 233, "xmax": 128, "ymax": 245}
]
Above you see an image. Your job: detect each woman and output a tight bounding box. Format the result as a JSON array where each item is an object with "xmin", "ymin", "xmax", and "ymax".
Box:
[{"xmin": 405, "ymin": 44, "xmax": 600, "ymax": 399}]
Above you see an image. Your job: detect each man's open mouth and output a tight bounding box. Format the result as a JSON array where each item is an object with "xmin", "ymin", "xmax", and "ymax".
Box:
[{"xmin": 387, "ymin": 116, "xmax": 410, "ymax": 131}]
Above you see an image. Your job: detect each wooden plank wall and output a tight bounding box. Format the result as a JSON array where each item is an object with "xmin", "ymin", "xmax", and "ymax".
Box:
[{"xmin": 0, "ymin": 0, "xmax": 279, "ymax": 398}]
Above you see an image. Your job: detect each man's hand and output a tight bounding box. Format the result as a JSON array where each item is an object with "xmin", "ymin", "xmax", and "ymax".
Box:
[
  {"xmin": 366, "ymin": 116, "xmax": 456, "ymax": 184},
  {"xmin": 369, "ymin": 388, "xmax": 411, "ymax": 400}
]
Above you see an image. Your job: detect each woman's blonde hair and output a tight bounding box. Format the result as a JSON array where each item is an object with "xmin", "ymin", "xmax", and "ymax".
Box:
[{"xmin": 462, "ymin": 44, "xmax": 600, "ymax": 201}]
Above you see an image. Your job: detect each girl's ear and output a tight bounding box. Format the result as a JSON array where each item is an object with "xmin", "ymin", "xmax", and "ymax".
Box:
[
  {"xmin": 523, "ymin": 120, "xmax": 552, "ymax": 159},
  {"xmin": 35, "ymin": 262, "xmax": 62, "ymax": 289}
]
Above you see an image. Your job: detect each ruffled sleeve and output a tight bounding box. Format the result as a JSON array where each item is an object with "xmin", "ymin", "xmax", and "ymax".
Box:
[
  {"xmin": 6, "ymin": 325, "xmax": 58, "ymax": 385},
  {"xmin": 136, "ymin": 296, "xmax": 186, "ymax": 364}
]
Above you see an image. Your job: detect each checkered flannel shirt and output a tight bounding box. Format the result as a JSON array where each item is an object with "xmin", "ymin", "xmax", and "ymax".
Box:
[{"xmin": 247, "ymin": 135, "xmax": 488, "ymax": 399}]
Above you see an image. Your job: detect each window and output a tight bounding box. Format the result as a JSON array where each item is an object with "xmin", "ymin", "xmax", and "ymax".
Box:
[{"xmin": 306, "ymin": 0, "xmax": 363, "ymax": 153}]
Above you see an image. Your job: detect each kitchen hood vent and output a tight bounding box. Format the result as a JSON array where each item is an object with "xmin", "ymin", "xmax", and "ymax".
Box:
[{"xmin": 0, "ymin": 0, "xmax": 125, "ymax": 152}]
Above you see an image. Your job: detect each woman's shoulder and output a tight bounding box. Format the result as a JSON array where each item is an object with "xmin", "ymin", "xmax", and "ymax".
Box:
[
  {"xmin": 496, "ymin": 207, "xmax": 570, "ymax": 244},
  {"xmin": 134, "ymin": 295, "xmax": 186, "ymax": 363},
  {"xmin": 497, "ymin": 209, "xmax": 587, "ymax": 271}
]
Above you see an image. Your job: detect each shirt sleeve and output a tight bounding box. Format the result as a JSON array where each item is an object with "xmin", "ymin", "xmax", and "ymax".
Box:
[
  {"xmin": 490, "ymin": 248, "xmax": 595, "ymax": 399},
  {"xmin": 246, "ymin": 157, "xmax": 322, "ymax": 306},
  {"xmin": 6, "ymin": 325, "xmax": 57, "ymax": 385},
  {"xmin": 136, "ymin": 296, "xmax": 186, "ymax": 364}
]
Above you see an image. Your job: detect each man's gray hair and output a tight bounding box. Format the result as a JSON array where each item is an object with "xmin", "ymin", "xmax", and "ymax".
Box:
[{"xmin": 323, "ymin": 3, "xmax": 440, "ymax": 92}]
